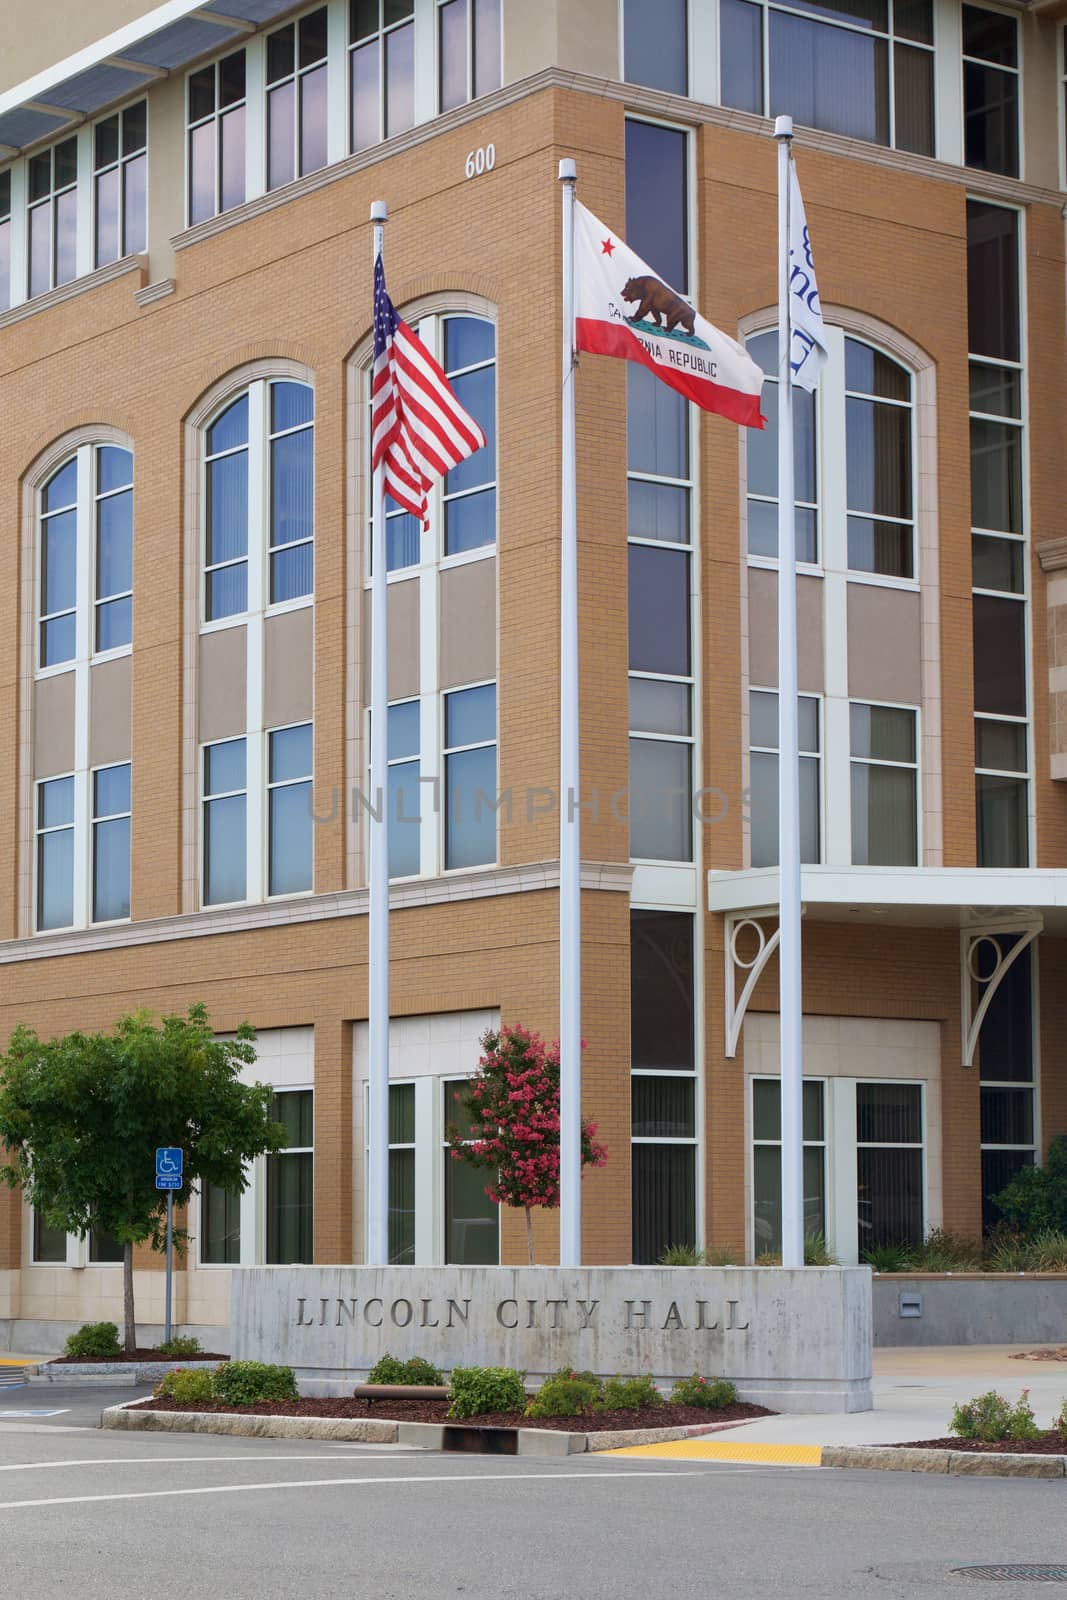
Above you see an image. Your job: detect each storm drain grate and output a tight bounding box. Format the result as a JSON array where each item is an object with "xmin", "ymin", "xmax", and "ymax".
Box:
[{"xmin": 953, "ymin": 1567, "xmax": 1067, "ymax": 1583}]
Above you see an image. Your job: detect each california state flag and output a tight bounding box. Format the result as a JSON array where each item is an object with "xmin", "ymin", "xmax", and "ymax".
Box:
[{"xmin": 574, "ymin": 201, "xmax": 765, "ymax": 429}]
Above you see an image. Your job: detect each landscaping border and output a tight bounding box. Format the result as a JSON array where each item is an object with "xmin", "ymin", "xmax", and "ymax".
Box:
[
  {"xmin": 39, "ymin": 1359, "xmax": 221, "ymax": 1384},
  {"xmin": 100, "ymin": 1402, "xmax": 753, "ymax": 1455},
  {"xmin": 823, "ymin": 1445, "xmax": 1067, "ymax": 1478}
]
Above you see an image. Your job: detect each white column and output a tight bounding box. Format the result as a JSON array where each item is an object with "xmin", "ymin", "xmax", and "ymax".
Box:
[
  {"xmin": 775, "ymin": 117, "xmax": 804, "ymax": 1270},
  {"xmin": 366, "ymin": 200, "xmax": 391, "ymax": 1267},
  {"xmin": 558, "ymin": 158, "xmax": 581, "ymax": 1268}
]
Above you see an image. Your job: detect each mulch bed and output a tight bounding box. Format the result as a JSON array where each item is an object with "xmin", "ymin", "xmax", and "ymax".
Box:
[
  {"xmin": 1010, "ymin": 1348, "xmax": 1067, "ymax": 1362},
  {"xmin": 130, "ymin": 1395, "xmax": 774, "ymax": 1431},
  {"xmin": 52, "ymin": 1350, "xmax": 230, "ymax": 1364},
  {"xmin": 889, "ymin": 1434, "xmax": 1067, "ymax": 1454}
]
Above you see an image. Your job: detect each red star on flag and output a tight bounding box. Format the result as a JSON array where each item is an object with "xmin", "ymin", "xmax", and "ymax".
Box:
[{"xmin": 601, "ymin": 237, "xmax": 615, "ymax": 256}]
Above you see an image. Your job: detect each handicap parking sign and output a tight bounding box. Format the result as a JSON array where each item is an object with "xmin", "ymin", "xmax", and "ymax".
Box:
[{"xmin": 155, "ymin": 1147, "xmax": 183, "ymax": 1190}]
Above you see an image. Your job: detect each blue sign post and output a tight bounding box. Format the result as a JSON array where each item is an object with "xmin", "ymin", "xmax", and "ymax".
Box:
[{"xmin": 156, "ymin": 1148, "xmax": 183, "ymax": 1345}]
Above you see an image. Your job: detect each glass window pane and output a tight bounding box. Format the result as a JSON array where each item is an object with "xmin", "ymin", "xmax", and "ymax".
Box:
[
  {"xmin": 386, "ymin": 509, "xmax": 420, "ymax": 570},
  {"xmin": 271, "ymin": 543, "xmax": 313, "ymax": 604},
  {"xmin": 445, "ymin": 1077, "xmax": 478, "ymax": 1140},
  {"xmin": 445, "ymin": 316, "xmax": 494, "ymax": 372},
  {"xmin": 857, "ymin": 1147, "xmax": 923, "ymax": 1247},
  {"xmin": 267, "ymin": 23, "xmax": 295, "ymax": 82},
  {"xmin": 966, "ymin": 203, "xmax": 1019, "ymax": 362},
  {"xmin": 975, "ymin": 718, "xmax": 1025, "ymax": 772},
  {"xmin": 42, "ymin": 511, "xmax": 77, "ymax": 615},
  {"xmin": 206, "ymin": 738, "xmax": 245, "ymax": 795},
  {"xmin": 268, "ymin": 80, "xmax": 296, "ymax": 188},
  {"xmin": 629, "ymin": 677, "xmax": 691, "ymax": 736},
  {"xmin": 439, "ymin": 0, "xmax": 467, "ymax": 111},
  {"xmin": 628, "ymin": 481, "xmax": 690, "ymax": 543},
  {"xmin": 445, "ymin": 366, "xmax": 495, "ymax": 493},
  {"xmin": 632, "ymin": 1143, "xmax": 696, "ymax": 1263},
  {"xmin": 631, "ymin": 1075, "xmax": 694, "ymax": 1138},
  {"xmin": 190, "ymin": 120, "xmax": 217, "ymax": 224},
  {"xmin": 55, "ymin": 188, "xmax": 77, "ymax": 286},
  {"xmin": 266, "ymin": 1149, "xmax": 313, "ymax": 1263},
  {"xmin": 123, "ymin": 152, "xmax": 146, "ymax": 254},
  {"xmin": 969, "ymin": 363, "xmax": 1021, "ymax": 421},
  {"xmin": 893, "ymin": 42, "xmax": 934, "ymax": 155},
  {"xmin": 29, "ymin": 199, "xmax": 52, "ymax": 298},
  {"xmin": 624, "ymin": 120, "xmax": 688, "ymax": 294},
  {"xmin": 445, "ymin": 487, "xmax": 495, "ymax": 554},
  {"xmin": 351, "ymin": 0, "xmax": 378, "ymax": 41},
  {"xmin": 204, "ymin": 794, "xmax": 246, "ymax": 903},
  {"xmin": 299, "ymin": 6, "xmax": 328, "ymax": 66},
  {"xmin": 207, "ymin": 395, "xmax": 248, "ymax": 455},
  {"xmin": 751, "ymin": 1078, "xmax": 827, "ymax": 1144},
  {"xmin": 38, "ymin": 827, "xmax": 74, "ymax": 930},
  {"xmin": 472, "ymin": 0, "xmax": 501, "ymax": 97},
  {"xmin": 750, "ymin": 750, "xmax": 820, "ymax": 867},
  {"xmin": 273, "ymin": 1089, "xmax": 314, "ymax": 1147},
  {"xmin": 89, "ymin": 1226, "xmax": 124, "ymax": 1263},
  {"xmin": 271, "ymin": 427, "xmax": 314, "ymax": 547},
  {"xmin": 845, "ymin": 340, "xmax": 909, "ymax": 401},
  {"xmin": 95, "ymin": 166, "xmax": 120, "ymax": 266},
  {"xmin": 627, "ymin": 362, "xmax": 688, "ymax": 480},
  {"xmin": 300, "ymin": 62, "xmax": 328, "ymax": 174},
  {"xmin": 121, "ymin": 100, "xmax": 147, "ymax": 155},
  {"xmin": 850, "ymin": 703, "xmax": 915, "ymax": 761},
  {"xmin": 39, "ymin": 774, "xmax": 73, "ymax": 828},
  {"xmin": 628, "ymin": 546, "xmax": 689, "ymax": 675},
  {"xmin": 978, "ymin": 938, "xmax": 1032, "ymax": 1082},
  {"xmin": 41, "ymin": 614, "xmax": 76, "ymax": 667},
  {"xmin": 973, "ymin": 594, "xmax": 1025, "ymax": 716},
  {"xmin": 388, "ymin": 699, "xmax": 419, "ymax": 760},
  {"xmin": 980, "ymin": 1085, "xmax": 1033, "ymax": 1146},
  {"xmin": 96, "ymin": 596, "xmax": 132, "ymax": 653},
  {"xmin": 34, "ymin": 1210, "xmax": 67, "ymax": 1264},
  {"xmin": 445, "ymin": 745, "xmax": 496, "ymax": 867},
  {"xmin": 28, "ymin": 152, "xmax": 51, "ymax": 205},
  {"xmin": 630, "ymin": 909, "xmax": 694, "ymax": 1072},
  {"xmin": 97, "ymin": 446, "xmax": 132, "ymax": 493},
  {"xmin": 445, "ymin": 683, "xmax": 495, "ymax": 747},
  {"xmin": 771, "ymin": 12, "xmax": 889, "ymax": 144},
  {"xmin": 220, "ymin": 105, "xmax": 246, "ymax": 212},
  {"xmin": 846, "ymin": 397, "xmax": 912, "ymax": 519},
  {"xmin": 220, "ymin": 50, "xmax": 246, "ymax": 106},
  {"xmin": 976, "ymin": 773, "xmax": 1028, "ymax": 868},
  {"xmin": 857, "ymin": 1082, "xmax": 921, "ymax": 1144},
  {"xmin": 445, "ymin": 1157, "xmax": 499, "ymax": 1264},
  {"xmin": 847, "ymin": 516, "xmax": 913, "ymax": 578},
  {"xmin": 964, "ymin": 62, "xmax": 1018, "ymax": 178},
  {"xmin": 93, "ymin": 815, "xmax": 130, "ymax": 921},
  {"xmin": 720, "ymin": 0, "xmax": 763, "ymax": 113},
  {"xmin": 624, "ymin": 0, "xmax": 687, "ymax": 93},
  {"xmin": 746, "ymin": 382, "xmax": 816, "ymax": 505},
  {"xmin": 269, "ymin": 781, "xmax": 312, "ymax": 894},
  {"xmin": 389, "ymin": 1147, "xmax": 415, "ymax": 1263},
  {"xmin": 97, "ymin": 489, "xmax": 133, "ymax": 598},
  {"xmin": 851, "ymin": 762, "xmax": 917, "ymax": 865},
  {"xmin": 388, "ymin": 761, "xmax": 420, "ymax": 877},
  {"xmin": 201, "ymin": 1183, "xmax": 241, "ymax": 1264},
  {"xmin": 207, "ymin": 452, "xmax": 248, "ymax": 566},
  {"xmin": 970, "ymin": 418, "xmax": 1021, "ymax": 533},
  {"xmin": 389, "ymin": 1082, "xmax": 415, "ymax": 1143},
  {"xmin": 189, "ymin": 66, "xmax": 216, "ymax": 121},
  {"xmin": 272, "ymin": 381, "xmax": 314, "ymax": 432},
  {"xmin": 629, "ymin": 737, "xmax": 692, "ymax": 861},
  {"xmin": 351, "ymin": 39, "xmax": 381, "ymax": 151},
  {"xmin": 44, "ymin": 459, "xmax": 77, "ymax": 513},
  {"xmin": 972, "ymin": 532, "xmax": 1022, "ymax": 592},
  {"xmin": 385, "ymin": 21, "xmax": 415, "ymax": 136},
  {"xmin": 270, "ymin": 723, "xmax": 312, "ymax": 781},
  {"xmin": 94, "ymin": 763, "xmax": 130, "ymax": 817},
  {"xmin": 963, "ymin": 4, "xmax": 1017, "ymax": 66},
  {"xmin": 982, "ymin": 1148, "xmax": 1032, "ymax": 1231},
  {"xmin": 208, "ymin": 562, "xmax": 248, "ymax": 620}
]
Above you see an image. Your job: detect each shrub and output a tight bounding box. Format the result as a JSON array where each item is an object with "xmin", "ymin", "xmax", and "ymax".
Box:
[
  {"xmin": 366, "ymin": 1354, "xmax": 444, "ymax": 1386},
  {"xmin": 1055, "ymin": 1401, "xmax": 1067, "ymax": 1440},
  {"xmin": 950, "ymin": 1389, "xmax": 1041, "ymax": 1443},
  {"xmin": 64, "ymin": 1321, "xmax": 121, "ymax": 1359},
  {"xmin": 909, "ymin": 1228, "xmax": 983, "ymax": 1273},
  {"xmin": 670, "ymin": 1375, "xmax": 738, "ymax": 1409},
  {"xmin": 525, "ymin": 1371, "xmax": 603, "ymax": 1419},
  {"xmin": 153, "ymin": 1367, "xmax": 214, "ymax": 1405},
  {"xmin": 863, "ymin": 1243, "xmax": 910, "ymax": 1273},
  {"xmin": 993, "ymin": 1136, "xmax": 1067, "ymax": 1237},
  {"xmin": 600, "ymin": 1375, "xmax": 663, "ymax": 1411},
  {"xmin": 447, "ymin": 1366, "xmax": 527, "ymax": 1419},
  {"xmin": 213, "ymin": 1360, "xmax": 298, "ymax": 1406},
  {"xmin": 156, "ymin": 1336, "xmax": 202, "ymax": 1358},
  {"xmin": 658, "ymin": 1243, "xmax": 739, "ymax": 1266},
  {"xmin": 756, "ymin": 1234, "xmax": 839, "ymax": 1267}
]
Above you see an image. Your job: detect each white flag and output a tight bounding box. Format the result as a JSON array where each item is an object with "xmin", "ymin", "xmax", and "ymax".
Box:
[{"xmin": 787, "ymin": 161, "xmax": 828, "ymax": 393}]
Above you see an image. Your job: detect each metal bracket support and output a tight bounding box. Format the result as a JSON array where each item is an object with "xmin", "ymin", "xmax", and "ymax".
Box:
[{"xmin": 961, "ymin": 914, "xmax": 1042, "ymax": 1067}]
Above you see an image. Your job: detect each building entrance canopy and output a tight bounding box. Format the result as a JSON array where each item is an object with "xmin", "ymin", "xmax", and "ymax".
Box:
[{"xmin": 708, "ymin": 866, "xmax": 1065, "ymax": 1066}]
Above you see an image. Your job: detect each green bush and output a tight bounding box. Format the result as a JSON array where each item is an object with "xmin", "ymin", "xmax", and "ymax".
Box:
[
  {"xmin": 213, "ymin": 1360, "xmax": 298, "ymax": 1406},
  {"xmin": 64, "ymin": 1321, "xmax": 121, "ymax": 1359},
  {"xmin": 525, "ymin": 1371, "xmax": 603, "ymax": 1419},
  {"xmin": 863, "ymin": 1243, "xmax": 910, "ymax": 1273},
  {"xmin": 659, "ymin": 1243, "xmax": 705, "ymax": 1266},
  {"xmin": 447, "ymin": 1366, "xmax": 527, "ymax": 1419},
  {"xmin": 910, "ymin": 1228, "xmax": 984, "ymax": 1272},
  {"xmin": 156, "ymin": 1336, "xmax": 202, "ymax": 1358},
  {"xmin": 756, "ymin": 1234, "xmax": 839, "ymax": 1267},
  {"xmin": 670, "ymin": 1375, "xmax": 738, "ymax": 1409},
  {"xmin": 950, "ymin": 1389, "xmax": 1041, "ymax": 1443},
  {"xmin": 153, "ymin": 1367, "xmax": 214, "ymax": 1405},
  {"xmin": 993, "ymin": 1136, "xmax": 1067, "ymax": 1237},
  {"xmin": 1055, "ymin": 1401, "xmax": 1067, "ymax": 1440},
  {"xmin": 366, "ymin": 1354, "xmax": 444, "ymax": 1386},
  {"xmin": 601, "ymin": 1375, "xmax": 663, "ymax": 1411}
]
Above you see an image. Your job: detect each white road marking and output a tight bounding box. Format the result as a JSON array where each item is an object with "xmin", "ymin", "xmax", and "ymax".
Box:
[
  {"xmin": 0, "ymin": 1467, "xmax": 706, "ymax": 1511},
  {"xmin": 0, "ymin": 1455, "xmax": 378, "ymax": 1474}
]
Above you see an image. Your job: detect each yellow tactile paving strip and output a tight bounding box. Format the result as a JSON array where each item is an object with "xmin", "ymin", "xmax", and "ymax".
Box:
[{"xmin": 606, "ymin": 1439, "xmax": 823, "ymax": 1466}]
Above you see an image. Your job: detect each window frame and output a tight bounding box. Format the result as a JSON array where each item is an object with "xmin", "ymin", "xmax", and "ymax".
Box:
[
  {"xmin": 265, "ymin": 1086, "xmax": 315, "ymax": 1265},
  {"xmin": 436, "ymin": 0, "xmax": 503, "ymax": 114},
  {"xmin": 186, "ymin": 47, "xmax": 248, "ymax": 228},
  {"xmin": 961, "ymin": 0, "xmax": 1021, "ymax": 179},
  {"xmin": 750, "ymin": 1073, "xmax": 828, "ymax": 1260},
  {"xmin": 848, "ymin": 696, "xmax": 921, "ymax": 866},
  {"xmin": 90, "ymin": 759, "xmax": 132, "ymax": 925},
  {"xmin": 91, "ymin": 99, "xmax": 148, "ymax": 269},
  {"xmin": 747, "ymin": 687, "xmax": 823, "ymax": 867},
  {"xmin": 265, "ymin": 4, "xmax": 331, "ymax": 190}
]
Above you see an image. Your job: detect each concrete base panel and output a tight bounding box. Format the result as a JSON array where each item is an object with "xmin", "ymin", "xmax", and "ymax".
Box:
[
  {"xmin": 232, "ymin": 1264, "xmax": 873, "ymax": 1414},
  {"xmin": 873, "ymin": 1276, "xmax": 1067, "ymax": 1346},
  {"xmin": 0, "ymin": 1319, "xmax": 227, "ymax": 1355}
]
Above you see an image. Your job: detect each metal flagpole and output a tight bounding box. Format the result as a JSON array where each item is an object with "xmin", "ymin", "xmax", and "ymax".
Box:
[
  {"xmin": 366, "ymin": 198, "xmax": 390, "ymax": 1267},
  {"xmin": 558, "ymin": 157, "xmax": 581, "ymax": 1268},
  {"xmin": 775, "ymin": 116, "xmax": 805, "ymax": 1271}
]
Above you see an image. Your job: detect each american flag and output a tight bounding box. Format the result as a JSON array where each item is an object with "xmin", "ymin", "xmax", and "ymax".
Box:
[{"xmin": 371, "ymin": 255, "xmax": 486, "ymax": 526}]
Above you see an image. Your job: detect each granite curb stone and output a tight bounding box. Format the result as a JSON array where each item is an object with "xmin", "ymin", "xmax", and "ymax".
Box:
[
  {"xmin": 41, "ymin": 1359, "xmax": 221, "ymax": 1383},
  {"xmin": 823, "ymin": 1445, "xmax": 1067, "ymax": 1477}
]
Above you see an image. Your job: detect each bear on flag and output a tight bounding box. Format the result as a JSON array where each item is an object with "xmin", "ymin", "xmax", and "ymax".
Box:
[{"xmin": 573, "ymin": 200, "xmax": 765, "ymax": 429}]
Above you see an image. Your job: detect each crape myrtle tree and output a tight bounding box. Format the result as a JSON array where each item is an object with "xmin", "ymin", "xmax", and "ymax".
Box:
[
  {"xmin": 445, "ymin": 1025, "xmax": 608, "ymax": 1265},
  {"xmin": 0, "ymin": 1004, "xmax": 286, "ymax": 1353}
]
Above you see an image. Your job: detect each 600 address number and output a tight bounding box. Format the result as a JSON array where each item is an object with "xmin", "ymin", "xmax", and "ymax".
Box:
[{"xmin": 464, "ymin": 144, "xmax": 496, "ymax": 179}]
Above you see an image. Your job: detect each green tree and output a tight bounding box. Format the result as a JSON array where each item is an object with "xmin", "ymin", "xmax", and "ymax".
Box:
[
  {"xmin": 993, "ymin": 1135, "xmax": 1067, "ymax": 1236},
  {"xmin": 0, "ymin": 1004, "xmax": 286, "ymax": 1353}
]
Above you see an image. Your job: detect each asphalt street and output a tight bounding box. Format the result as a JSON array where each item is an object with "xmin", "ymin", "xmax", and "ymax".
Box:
[{"xmin": 0, "ymin": 1384, "xmax": 1064, "ymax": 1599}]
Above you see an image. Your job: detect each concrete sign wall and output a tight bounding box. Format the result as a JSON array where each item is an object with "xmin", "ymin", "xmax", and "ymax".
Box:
[{"xmin": 232, "ymin": 1265, "xmax": 873, "ymax": 1413}]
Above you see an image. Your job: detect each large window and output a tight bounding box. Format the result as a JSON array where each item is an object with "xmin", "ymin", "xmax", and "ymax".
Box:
[
  {"xmin": 93, "ymin": 101, "xmax": 147, "ymax": 268},
  {"xmin": 28, "ymin": 137, "xmax": 77, "ymax": 299},
  {"xmin": 92, "ymin": 763, "xmax": 132, "ymax": 923},
  {"xmin": 962, "ymin": 3, "xmax": 1019, "ymax": 177},
  {"xmin": 978, "ymin": 938, "xmax": 1035, "ymax": 1230},
  {"xmin": 387, "ymin": 699, "xmax": 421, "ymax": 879},
  {"xmin": 350, "ymin": 0, "xmax": 415, "ymax": 150},
  {"xmin": 444, "ymin": 683, "xmax": 497, "ymax": 870},
  {"xmin": 752, "ymin": 1078, "xmax": 826, "ymax": 1258},
  {"xmin": 623, "ymin": 0, "xmax": 688, "ymax": 94},
  {"xmin": 631, "ymin": 911, "xmax": 698, "ymax": 1263},
  {"xmin": 749, "ymin": 690, "xmax": 821, "ymax": 866},
  {"xmin": 745, "ymin": 330, "xmax": 818, "ymax": 564},
  {"xmin": 39, "ymin": 445, "xmax": 134, "ymax": 666},
  {"xmin": 203, "ymin": 379, "xmax": 314, "ymax": 623},
  {"xmin": 850, "ymin": 702, "xmax": 918, "ymax": 865},
  {"xmin": 267, "ymin": 8, "xmax": 329, "ymax": 189},
  {"xmin": 721, "ymin": 0, "xmax": 934, "ymax": 155},
  {"xmin": 267, "ymin": 1090, "xmax": 314, "ymax": 1264},
  {"xmin": 624, "ymin": 120, "xmax": 687, "ymax": 293},
  {"xmin": 438, "ymin": 0, "xmax": 502, "ymax": 112},
  {"xmin": 200, "ymin": 1181, "xmax": 242, "ymax": 1265},
  {"xmin": 443, "ymin": 1078, "xmax": 499, "ymax": 1263},
  {"xmin": 36, "ymin": 776, "xmax": 75, "ymax": 933},
  {"xmin": 188, "ymin": 50, "xmax": 247, "ymax": 225},
  {"xmin": 967, "ymin": 202, "xmax": 1027, "ymax": 866},
  {"xmin": 203, "ymin": 737, "xmax": 247, "ymax": 907},
  {"xmin": 857, "ymin": 1082, "xmax": 924, "ymax": 1249},
  {"xmin": 387, "ymin": 1082, "xmax": 416, "ymax": 1264},
  {"xmin": 203, "ymin": 725, "xmax": 313, "ymax": 907}
]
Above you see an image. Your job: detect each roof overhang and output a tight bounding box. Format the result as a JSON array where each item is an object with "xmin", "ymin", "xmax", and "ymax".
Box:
[
  {"xmin": 707, "ymin": 865, "xmax": 1067, "ymax": 933},
  {"xmin": 0, "ymin": 0, "xmax": 300, "ymax": 157}
]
